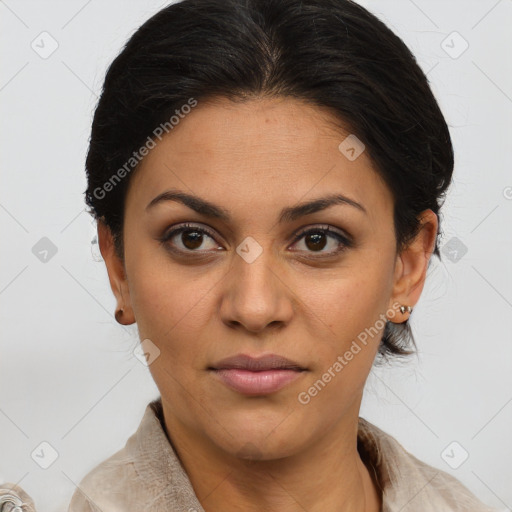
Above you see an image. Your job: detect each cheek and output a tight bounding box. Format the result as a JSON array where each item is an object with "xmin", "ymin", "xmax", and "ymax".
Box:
[
  {"xmin": 301, "ymin": 260, "xmax": 392, "ymax": 340},
  {"xmin": 294, "ymin": 278, "xmax": 387, "ymax": 425},
  {"xmin": 293, "ymin": 256, "xmax": 393, "ymax": 394},
  {"xmin": 125, "ymin": 243, "xmax": 214, "ymax": 357},
  {"xmin": 129, "ymin": 265, "xmax": 213, "ymax": 403},
  {"xmin": 131, "ymin": 274, "xmax": 211, "ymax": 352}
]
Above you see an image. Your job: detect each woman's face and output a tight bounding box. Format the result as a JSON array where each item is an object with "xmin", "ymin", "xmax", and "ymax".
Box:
[{"xmin": 100, "ymin": 96, "xmax": 435, "ymax": 460}]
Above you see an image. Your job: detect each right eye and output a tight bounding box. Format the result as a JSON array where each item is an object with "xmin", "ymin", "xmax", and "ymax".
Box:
[{"xmin": 158, "ymin": 223, "xmax": 224, "ymax": 253}]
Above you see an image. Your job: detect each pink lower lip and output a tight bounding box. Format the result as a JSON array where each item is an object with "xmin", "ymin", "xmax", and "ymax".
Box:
[{"xmin": 212, "ymin": 368, "xmax": 304, "ymax": 395}]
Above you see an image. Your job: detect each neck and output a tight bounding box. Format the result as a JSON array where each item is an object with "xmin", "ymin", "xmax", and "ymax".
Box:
[{"xmin": 161, "ymin": 400, "xmax": 382, "ymax": 512}]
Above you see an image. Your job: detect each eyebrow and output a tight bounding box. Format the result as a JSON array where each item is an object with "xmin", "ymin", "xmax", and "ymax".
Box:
[{"xmin": 145, "ymin": 189, "xmax": 367, "ymax": 222}]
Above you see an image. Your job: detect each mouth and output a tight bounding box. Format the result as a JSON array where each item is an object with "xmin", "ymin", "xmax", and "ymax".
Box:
[{"xmin": 208, "ymin": 353, "xmax": 307, "ymax": 396}]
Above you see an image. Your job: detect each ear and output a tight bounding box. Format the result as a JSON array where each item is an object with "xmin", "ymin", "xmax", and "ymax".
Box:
[
  {"xmin": 97, "ymin": 219, "xmax": 136, "ymax": 325},
  {"xmin": 387, "ymin": 209, "xmax": 438, "ymax": 323}
]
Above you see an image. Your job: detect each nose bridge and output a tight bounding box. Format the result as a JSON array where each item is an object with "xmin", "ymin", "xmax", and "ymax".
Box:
[
  {"xmin": 220, "ymin": 235, "xmax": 293, "ymax": 331},
  {"xmin": 232, "ymin": 235, "xmax": 279, "ymax": 301}
]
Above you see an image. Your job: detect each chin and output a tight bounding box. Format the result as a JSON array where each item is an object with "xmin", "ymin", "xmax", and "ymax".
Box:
[{"xmin": 208, "ymin": 419, "xmax": 307, "ymax": 462}]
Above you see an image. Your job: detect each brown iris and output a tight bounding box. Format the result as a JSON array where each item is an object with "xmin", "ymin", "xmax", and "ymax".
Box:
[
  {"xmin": 181, "ymin": 229, "xmax": 204, "ymax": 250},
  {"xmin": 304, "ymin": 232, "xmax": 327, "ymax": 252}
]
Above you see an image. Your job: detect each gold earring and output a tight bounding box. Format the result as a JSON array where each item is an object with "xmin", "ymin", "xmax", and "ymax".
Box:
[{"xmin": 399, "ymin": 305, "xmax": 413, "ymax": 315}]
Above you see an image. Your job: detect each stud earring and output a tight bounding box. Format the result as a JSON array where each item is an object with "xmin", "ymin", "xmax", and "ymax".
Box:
[
  {"xmin": 399, "ymin": 305, "xmax": 413, "ymax": 315},
  {"xmin": 115, "ymin": 308, "xmax": 124, "ymax": 324}
]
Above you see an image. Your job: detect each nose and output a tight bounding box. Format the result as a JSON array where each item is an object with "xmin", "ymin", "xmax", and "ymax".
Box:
[{"xmin": 219, "ymin": 241, "xmax": 294, "ymax": 334}]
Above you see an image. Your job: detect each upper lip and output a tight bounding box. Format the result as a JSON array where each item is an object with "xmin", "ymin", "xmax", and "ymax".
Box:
[{"xmin": 209, "ymin": 354, "xmax": 306, "ymax": 371}]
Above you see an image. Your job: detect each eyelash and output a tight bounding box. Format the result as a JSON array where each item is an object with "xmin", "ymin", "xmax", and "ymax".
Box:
[{"xmin": 158, "ymin": 222, "xmax": 353, "ymax": 258}]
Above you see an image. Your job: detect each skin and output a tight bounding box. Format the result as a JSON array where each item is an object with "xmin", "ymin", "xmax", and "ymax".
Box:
[{"xmin": 98, "ymin": 96, "xmax": 437, "ymax": 512}]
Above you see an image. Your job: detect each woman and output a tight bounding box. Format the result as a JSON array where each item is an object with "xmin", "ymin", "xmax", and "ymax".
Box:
[{"xmin": 66, "ymin": 0, "xmax": 498, "ymax": 510}]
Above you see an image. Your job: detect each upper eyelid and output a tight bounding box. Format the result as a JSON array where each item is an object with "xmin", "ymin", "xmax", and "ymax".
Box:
[
  {"xmin": 165, "ymin": 223, "xmax": 217, "ymax": 240},
  {"xmin": 293, "ymin": 225, "xmax": 349, "ymax": 240}
]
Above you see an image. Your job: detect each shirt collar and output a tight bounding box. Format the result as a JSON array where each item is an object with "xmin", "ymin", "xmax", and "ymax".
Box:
[{"xmin": 127, "ymin": 397, "xmax": 490, "ymax": 512}]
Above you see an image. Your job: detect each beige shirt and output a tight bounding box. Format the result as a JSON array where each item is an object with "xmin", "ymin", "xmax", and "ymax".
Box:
[{"xmin": 62, "ymin": 397, "xmax": 499, "ymax": 512}]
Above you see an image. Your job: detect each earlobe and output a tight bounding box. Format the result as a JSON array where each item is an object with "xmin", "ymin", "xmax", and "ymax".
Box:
[
  {"xmin": 387, "ymin": 209, "xmax": 438, "ymax": 323},
  {"xmin": 97, "ymin": 219, "xmax": 136, "ymax": 325}
]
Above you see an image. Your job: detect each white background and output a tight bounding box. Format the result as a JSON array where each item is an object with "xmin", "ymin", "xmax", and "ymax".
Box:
[{"xmin": 1, "ymin": 1, "xmax": 511, "ymax": 511}]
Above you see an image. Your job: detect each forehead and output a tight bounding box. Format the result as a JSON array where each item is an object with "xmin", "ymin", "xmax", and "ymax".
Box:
[{"xmin": 125, "ymin": 96, "xmax": 393, "ymax": 222}]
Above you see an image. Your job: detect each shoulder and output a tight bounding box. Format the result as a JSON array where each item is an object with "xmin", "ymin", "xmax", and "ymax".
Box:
[
  {"xmin": 68, "ymin": 397, "xmax": 203, "ymax": 512},
  {"xmin": 1, "ymin": 483, "xmax": 37, "ymax": 512},
  {"xmin": 357, "ymin": 418, "xmax": 499, "ymax": 512},
  {"xmin": 67, "ymin": 436, "xmax": 141, "ymax": 512},
  {"xmin": 67, "ymin": 399, "xmax": 166, "ymax": 512}
]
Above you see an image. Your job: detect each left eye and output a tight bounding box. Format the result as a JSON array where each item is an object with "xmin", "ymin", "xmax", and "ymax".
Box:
[{"xmin": 290, "ymin": 226, "xmax": 351, "ymax": 256}]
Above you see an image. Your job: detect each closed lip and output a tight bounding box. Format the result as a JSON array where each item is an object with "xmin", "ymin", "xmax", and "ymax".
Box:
[{"xmin": 209, "ymin": 353, "xmax": 306, "ymax": 372}]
